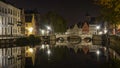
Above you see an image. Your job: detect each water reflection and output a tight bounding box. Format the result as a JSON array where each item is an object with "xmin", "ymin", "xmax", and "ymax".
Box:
[
  {"xmin": 0, "ymin": 44, "xmax": 25, "ymax": 68},
  {"xmin": 0, "ymin": 40, "xmax": 104, "ymax": 68},
  {"xmin": 34, "ymin": 43, "xmax": 106, "ymax": 68}
]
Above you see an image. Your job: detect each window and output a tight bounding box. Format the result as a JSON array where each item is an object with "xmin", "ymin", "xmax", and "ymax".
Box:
[
  {"xmin": 8, "ymin": 9, "xmax": 10, "ymax": 14},
  {"xmin": 0, "ymin": 7, "xmax": 1, "ymax": 12},
  {"xmin": 5, "ymin": 8, "xmax": 7, "ymax": 14},
  {"xmin": 10, "ymin": 9, "xmax": 12, "ymax": 15},
  {"xmin": 2, "ymin": 8, "xmax": 4, "ymax": 13}
]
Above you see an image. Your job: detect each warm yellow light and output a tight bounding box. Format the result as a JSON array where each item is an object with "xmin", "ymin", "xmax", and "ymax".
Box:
[
  {"xmin": 28, "ymin": 27, "xmax": 33, "ymax": 33},
  {"xmin": 28, "ymin": 48, "xmax": 33, "ymax": 53}
]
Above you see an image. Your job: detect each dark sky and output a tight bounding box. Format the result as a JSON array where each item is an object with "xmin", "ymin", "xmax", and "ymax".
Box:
[{"xmin": 6, "ymin": 0, "xmax": 100, "ymax": 26}]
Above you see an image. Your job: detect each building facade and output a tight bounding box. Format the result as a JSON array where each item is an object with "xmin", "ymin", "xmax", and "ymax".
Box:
[
  {"xmin": 0, "ymin": 46, "xmax": 25, "ymax": 68},
  {"xmin": 66, "ymin": 23, "xmax": 97, "ymax": 35},
  {"xmin": 25, "ymin": 14, "xmax": 36, "ymax": 36},
  {"xmin": 0, "ymin": 1, "xmax": 22, "ymax": 38}
]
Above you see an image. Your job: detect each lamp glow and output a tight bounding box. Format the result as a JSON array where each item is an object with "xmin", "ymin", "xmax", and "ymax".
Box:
[
  {"xmin": 96, "ymin": 50, "xmax": 100, "ymax": 55},
  {"xmin": 28, "ymin": 27, "xmax": 33, "ymax": 33},
  {"xmin": 47, "ymin": 49, "xmax": 51, "ymax": 55},
  {"xmin": 47, "ymin": 26, "xmax": 51, "ymax": 30},
  {"xmin": 28, "ymin": 48, "xmax": 33, "ymax": 53},
  {"xmin": 96, "ymin": 26, "xmax": 100, "ymax": 29},
  {"xmin": 41, "ymin": 44, "xmax": 45, "ymax": 49},
  {"xmin": 41, "ymin": 29, "xmax": 45, "ymax": 35},
  {"xmin": 104, "ymin": 29, "xmax": 107, "ymax": 34}
]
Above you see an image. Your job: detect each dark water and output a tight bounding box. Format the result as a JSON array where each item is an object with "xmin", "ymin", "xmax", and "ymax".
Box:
[{"xmin": 26, "ymin": 46, "xmax": 107, "ymax": 68}]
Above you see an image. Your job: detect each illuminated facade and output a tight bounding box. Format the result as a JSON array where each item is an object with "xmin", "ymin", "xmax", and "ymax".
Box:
[
  {"xmin": 25, "ymin": 14, "xmax": 36, "ymax": 36},
  {"xmin": 66, "ymin": 23, "xmax": 97, "ymax": 35},
  {"xmin": 0, "ymin": 1, "xmax": 22, "ymax": 37}
]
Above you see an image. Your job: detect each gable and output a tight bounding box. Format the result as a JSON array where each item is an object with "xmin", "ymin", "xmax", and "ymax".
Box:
[{"xmin": 82, "ymin": 22, "xmax": 89, "ymax": 33}]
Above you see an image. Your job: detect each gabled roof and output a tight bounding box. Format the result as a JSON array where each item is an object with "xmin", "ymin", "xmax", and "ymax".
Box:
[
  {"xmin": 73, "ymin": 24, "xmax": 79, "ymax": 30},
  {"xmin": 81, "ymin": 21, "xmax": 89, "ymax": 28}
]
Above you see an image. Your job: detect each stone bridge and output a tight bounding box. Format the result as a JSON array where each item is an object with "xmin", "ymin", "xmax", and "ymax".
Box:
[
  {"xmin": 55, "ymin": 34, "xmax": 93, "ymax": 45},
  {"xmin": 54, "ymin": 34, "xmax": 103, "ymax": 52}
]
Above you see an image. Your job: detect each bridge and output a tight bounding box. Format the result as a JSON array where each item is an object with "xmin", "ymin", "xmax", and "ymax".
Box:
[
  {"xmin": 55, "ymin": 34, "xmax": 92, "ymax": 45},
  {"xmin": 54, "ymin": 33, "xmax": 103, "ymax": 53}
]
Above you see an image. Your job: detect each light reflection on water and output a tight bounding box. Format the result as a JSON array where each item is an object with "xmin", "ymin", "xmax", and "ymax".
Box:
[
  {"xmin": 0, "ymin": 44, "xmax": 25, "ymax": 68},
  {"xmin": 0, "ymin": 40, "xmax": 101, "ymax": 68}
]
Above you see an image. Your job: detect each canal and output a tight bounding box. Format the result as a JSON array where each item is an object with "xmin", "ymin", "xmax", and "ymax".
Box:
[
  {"xmin": 26, "ymin": 43, "xmax": 107, "ymax": 68},
  {"xmin": 0, "ymin": 43, "xmax": 107, "ymax": 68}
]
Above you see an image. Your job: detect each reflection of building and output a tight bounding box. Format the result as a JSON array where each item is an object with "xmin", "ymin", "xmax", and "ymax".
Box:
[
  {"xmin": 0, "ymin": 1, "xmax": 23, "ymax": 37},
  {"xmin": 0, "ymin": 46, "xmax": 25, "ymax": 68},
  {"xmin": 25, "ymin": 14, "xmax": 36, "ymax": 36}
]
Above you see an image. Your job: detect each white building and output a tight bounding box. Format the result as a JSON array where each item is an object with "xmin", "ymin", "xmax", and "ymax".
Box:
[
  {"xmin": 0, "ymin": 1, "xmax": 22, "ymax": 38},
  {"xmin": 66, "ymin": 23, "xmax": 97, "ymax": 35}
]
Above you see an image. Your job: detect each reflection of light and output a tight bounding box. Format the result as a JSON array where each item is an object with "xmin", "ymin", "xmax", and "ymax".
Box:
[
  {"xmin": 28, "ymin": 27, "xmax": 33, "ymax": 33},
  {"xmin": 46, "ymin": 44, "xmax": 49, "ymax": 48},
  {"xmin": 47, "ymin": 49, "xmax": 51, "ymax": 55},
  {"xmin": 96, "ymin": 50, "xmax": 100, "ymax": 55},
  {"xmin": 41, "ymin": 44, "xmax": 45, "ymax": 49},
  {"xmin": 28, "ymin": 48, "xmax": 33, "ymax": 53},
  {"xmin": 104, "ymin": 29, "xmax": 107, "ymax": 34},
  {"xmin": 99, "ymin": 31, "xmax": 103, "ymax": 35}
]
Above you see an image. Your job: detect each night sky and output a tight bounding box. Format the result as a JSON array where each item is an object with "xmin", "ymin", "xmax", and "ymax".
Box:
[{"xmin": 6, "ymin": 0, "xmax": 100, "ymax": 26}]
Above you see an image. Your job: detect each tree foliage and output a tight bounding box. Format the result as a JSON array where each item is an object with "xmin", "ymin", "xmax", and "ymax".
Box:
[
  {"xmin": 95, "ymin": 0, "xmax": 120, "ymax": 25},
  {"xmin": 42, "ymin": 11, "xmax": 67, "ymax": 33}
]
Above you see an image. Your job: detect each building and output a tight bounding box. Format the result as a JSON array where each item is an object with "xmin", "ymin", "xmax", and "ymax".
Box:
[
  {"xmin": 0, "ymin": 1, "xmax": 26, "ymax": 68},
  {"xmin": 66, "ymin": 14, "xmax": 98, "ymax": 35},
  {"xmin": 25, "ymin": 13, "xmax": 37, "ymax": 36},
  {"xmin": 0, "ymin": 45, "xmax": 25, "ymax": 68},
  {"xmin": 0, "ymin": 1, "xmax": 23, "ymax": 38},
  {"xmin": 66, "ymin": 23, "xmax": 97, "ymax": 35}
]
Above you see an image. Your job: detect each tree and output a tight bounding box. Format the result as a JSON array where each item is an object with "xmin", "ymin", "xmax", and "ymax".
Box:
[
  {"xmin": 42, "ymin": 11, "xmax": 67, "ymax": 33},
  {"xmin": 95, "ymin": 0, "xmax": 120, "ymax": 33}
]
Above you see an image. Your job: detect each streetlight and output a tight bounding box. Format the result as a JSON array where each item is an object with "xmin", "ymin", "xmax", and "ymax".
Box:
[
  {"xmin": 96, "ymin": 25, "xmax": 100, "ymax": 34},
  {"xmin": 41, "ymin": 44, "xmax": 45, "ymax": 49},
  {"xmin": 28, "ymin": 48, "xmax": 33, "ymax": 53},
  {"xmin": 46, "ymin": 26, "xmax": 52, "ymax": 35},
  {"xmin": 46, "ymin": 26, "xmax": 51, "ymax": 30},
  {"xmin": 104, "ymin": 29, "xmax": 108, "ymax": 34},
  {"xmin": 27, "ymin": 27, "xmax": 33, "ymax": 36}
]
